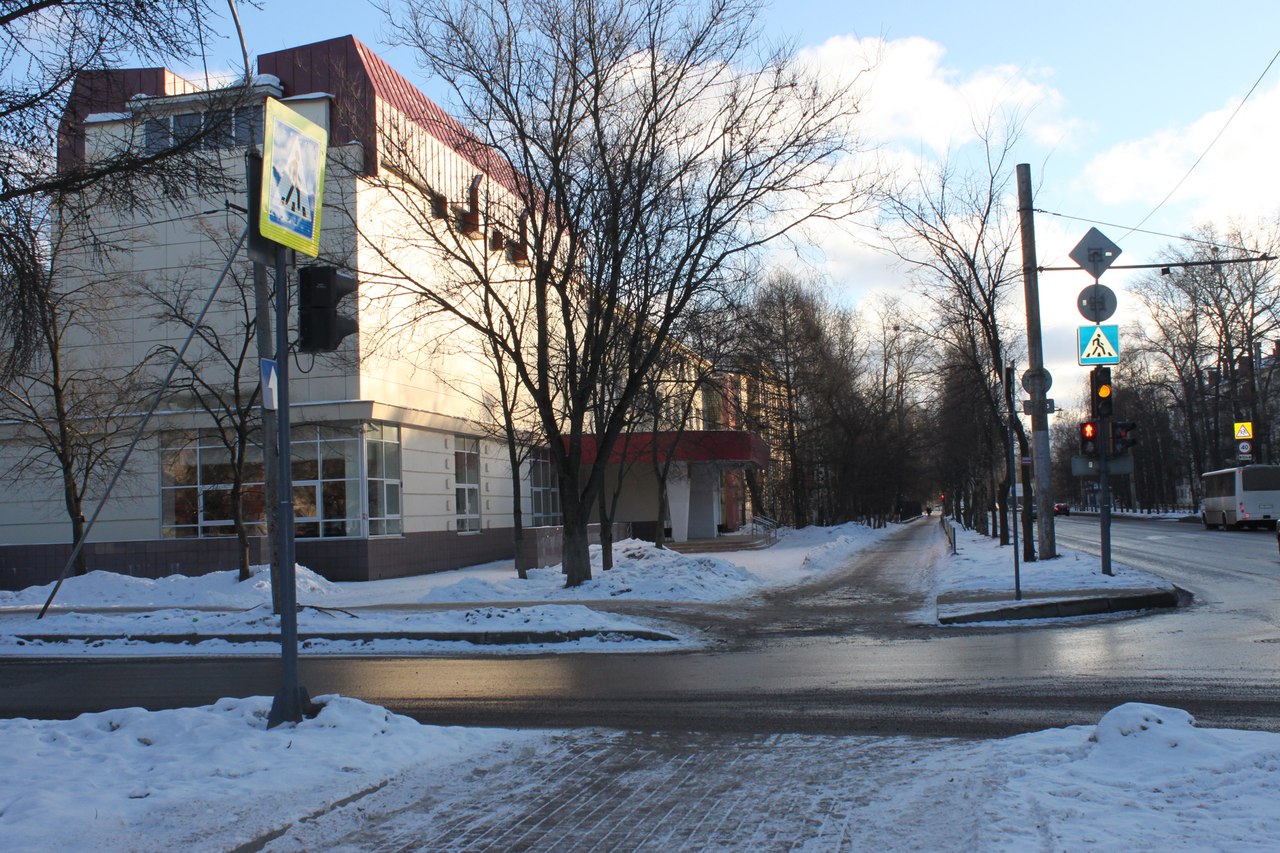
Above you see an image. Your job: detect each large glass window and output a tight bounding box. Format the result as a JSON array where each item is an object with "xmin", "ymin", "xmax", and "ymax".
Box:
[
  {"xmin": 290, "ymin": 424, "xmax": 362, "ymax": 539},
  {"xmin": 161, "ymin": 422, "xmax": 401, "ymax": 540},
  {"xmin": 366, "ymin": 423, "xmax": 403, "ymax": 536},
  {"xmin": 455, "ymin": 436, "xmax": 481, "ymax": 532},
  {"xmin": 161, "ymin": 430, "xmax": 266, "ymax": 538},
  {"xmin": 529, "ymin": 448, "xmax": 561, "ymax": 526}
]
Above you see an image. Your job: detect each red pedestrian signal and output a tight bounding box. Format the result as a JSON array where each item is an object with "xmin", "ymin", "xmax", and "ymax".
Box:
[{"xmin": 1079, "ymin": 420, "xmax": 1100, "ymax": 456}]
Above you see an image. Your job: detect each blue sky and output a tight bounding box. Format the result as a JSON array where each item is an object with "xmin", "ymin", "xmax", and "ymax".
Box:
[{"xmin": 185, "ymin": 0, "xmax": 1280, "ymax": 397}]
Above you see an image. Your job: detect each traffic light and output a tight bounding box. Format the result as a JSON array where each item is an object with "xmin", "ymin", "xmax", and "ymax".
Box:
[
  {"xmin": 298, "ymin": 265, "xmax": 358, "ymax": 353},
  {"xmin": 1111, "ymin": 421, "xmax": 1138, "ymax": 455},
  {"xmin": 1090, "ymin": 366, "xmax": 1113, "ymax": 418},
  {"xmin": 1079, "ymin": 420, "xmax": 1100, "ymax": 456}
]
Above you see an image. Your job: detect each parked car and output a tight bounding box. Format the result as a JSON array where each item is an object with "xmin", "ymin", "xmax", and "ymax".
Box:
[{"xmin": 1053, "ymin": 502, "xmax": 1071, "ymax": 516}]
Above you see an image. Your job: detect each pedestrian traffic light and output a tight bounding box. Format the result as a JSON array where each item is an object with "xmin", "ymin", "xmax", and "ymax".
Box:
[
  {"xmin": 298, "ymin": 265, "xmax": 358, "ymax": 353},
  {"xmin": 1111, "ymin": 421, "xmax": 1137, "ymax": 455},
  {"xmin": 1079, "ymin": 420, "xmax": 1100, "ymax": 456},
  {"xmin": 1090, "ymin": 366, "xmax": 1113, "ymax": 418}
]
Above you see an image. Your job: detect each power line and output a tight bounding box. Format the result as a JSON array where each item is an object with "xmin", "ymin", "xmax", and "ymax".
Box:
[
  {"xmin": 1124, "ymin": 46, "xmax": 1280, "ymax": 239},
  {"xmin": 1033, "ymin": 208, "xmax": 1262, "ymax": 255}
]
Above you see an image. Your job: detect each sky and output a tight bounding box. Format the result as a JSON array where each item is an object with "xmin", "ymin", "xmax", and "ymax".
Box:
[
  {"xmin": 178, "ymin": 0, "xmax": 1280, "ymax": 410},
  {"xmin": 5, "ymin": 520, "xmax": 1280, "ymax": 849}
]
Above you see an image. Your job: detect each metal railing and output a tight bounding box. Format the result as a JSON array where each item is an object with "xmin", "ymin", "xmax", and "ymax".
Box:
[
  {"xmin": 750, "ymin": 514, "xmax": 779, "ymax": 546},
  {"xmin": 940, "ymin": 515, "xmax": 958, "ymax": 554}
]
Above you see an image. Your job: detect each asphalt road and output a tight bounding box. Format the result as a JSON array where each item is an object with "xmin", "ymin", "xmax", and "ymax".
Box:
[{"xmin": 3, "ymin": 517, "xmax": 1279, "ymax": 737}]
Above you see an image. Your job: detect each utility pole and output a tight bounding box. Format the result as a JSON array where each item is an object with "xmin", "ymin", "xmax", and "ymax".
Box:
[{"xmin": 1016, "ymin": 164, "xmax": 1056, "ymax": 559}]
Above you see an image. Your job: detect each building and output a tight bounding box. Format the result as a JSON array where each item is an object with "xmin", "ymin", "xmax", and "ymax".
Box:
[{"xmin": 0, "ymin": 36, "xmax": 768, "ymax": 589}]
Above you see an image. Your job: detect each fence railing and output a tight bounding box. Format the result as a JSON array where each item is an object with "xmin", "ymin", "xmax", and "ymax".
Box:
[
  {"xmin": 940, "ymin": 514, "xmax": 957, "ymax": 554},
  {"xmin": 750, "ymin": 514, "xmax": 779, "ymax": 546}
]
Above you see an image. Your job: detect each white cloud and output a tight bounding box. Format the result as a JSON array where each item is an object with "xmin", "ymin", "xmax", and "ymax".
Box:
[
  {"xmin": 1083, "ymin": 79, "xmax": 1280, "ymax": 226},
  {"xmin": 801, "ymin": 35, "xmax": 1073, "ymax": 156}
]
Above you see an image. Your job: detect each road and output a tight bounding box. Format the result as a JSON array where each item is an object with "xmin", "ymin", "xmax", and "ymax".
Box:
[{"xmin": 3, "ymin": 517, "xmax": 1279, "ymax": 737}]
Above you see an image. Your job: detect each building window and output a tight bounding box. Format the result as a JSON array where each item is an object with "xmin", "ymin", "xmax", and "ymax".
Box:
[
  {"xmin": 366, "ymin": 423, "xmax": 403, "ymax": 536},
  {"xmin": 290, "ymin": 424, "xmax": 362, "ymax": 539},
  {"xmin": 172, "ymin": 111, "xmax": 203, "ymax": 144},
  {"xmin": 162, "ymin": 422, "xmax": 399, "ymax": 540},
  {"xmin": 161, "ymin": 430, "xmax": 266, "ymax": 538},
  {"xmin": 140, "ymin": 104, "xmax": 264, "ymax": 154},
  {"xmin": 529, "ymin": 448, "xmax": 561, "ymax": 526},
  {"xmin": 455, "ymin": 436, "xmax": 481, "ymax": 532},
  {"xmin": 143, "ymin": 117, "xmax": 170, "ymax": 155}
]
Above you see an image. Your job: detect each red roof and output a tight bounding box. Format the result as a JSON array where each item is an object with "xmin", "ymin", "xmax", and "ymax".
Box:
[
  {"xmin": 259, "ymin": 36, "xmax": 526, "ymax": 199},
  {"xmin": 572, "ymin": 431, "xmax": 769, "ymax": 468}
]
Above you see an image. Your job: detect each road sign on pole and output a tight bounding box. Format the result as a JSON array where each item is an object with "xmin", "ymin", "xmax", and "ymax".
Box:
[
  {"xmin": 1070, "ymin": 228, "xmax": 1122, "ymax": 280},
  {"xmin": 1077, "ymin": 283, "xmax": 1117, "ymax": 323},
  {"xmin": 1078, "ymin": 325, "xmax": 1120, "ymax": 365}
]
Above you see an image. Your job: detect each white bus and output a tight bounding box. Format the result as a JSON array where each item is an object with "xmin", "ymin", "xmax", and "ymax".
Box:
[{"xmin": 1200, "ymin": 465, "xmax": 1280, "ymax": 530}]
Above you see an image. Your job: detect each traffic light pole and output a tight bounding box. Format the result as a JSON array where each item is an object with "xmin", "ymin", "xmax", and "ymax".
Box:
[
  {"xmin": 1098, "ymin": 414, "xmax": 1113, "ymax": 576},
  {"xmin": 267, "ymin": 244, "xmax": 308, "ymax": 727}
]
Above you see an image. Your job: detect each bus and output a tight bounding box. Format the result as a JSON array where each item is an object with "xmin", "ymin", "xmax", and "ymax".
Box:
[{"xmin": 1200, "ymin": 465, "xmax": 1280, "ymax": 529}]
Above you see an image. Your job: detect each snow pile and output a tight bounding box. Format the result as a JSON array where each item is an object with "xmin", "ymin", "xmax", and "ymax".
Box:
[
  {"xmin": 423, "ymin": 538, "xmax": 762, "ymax": 603},
  {"xmin": 0, "ymin": 564, "xmax": 339, "ymax": 609},
  {"xmin": 0, "ymin": 695, "xmax": 535, "ymax": 853},
  {"xmin": 940, "ymin": 524, "xmax": 1168, "ymax": 598},
  {"xmin": 965, "ymin": 703, "xmax": 1280, "ymax": 849}
]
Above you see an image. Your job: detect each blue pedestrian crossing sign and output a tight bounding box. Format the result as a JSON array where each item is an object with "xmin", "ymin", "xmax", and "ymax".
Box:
[{"xmin": 1078, "ymin": 325, "xmax": 1120, "ymax": 365}]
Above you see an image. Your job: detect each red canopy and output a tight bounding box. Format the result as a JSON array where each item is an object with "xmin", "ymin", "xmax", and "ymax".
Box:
[{"xmin": 570, "ymin": 430, "xmax": 769, "ymax": 468}]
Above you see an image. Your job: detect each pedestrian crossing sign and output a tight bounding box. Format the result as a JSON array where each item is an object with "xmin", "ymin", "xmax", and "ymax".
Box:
[{"xmin": 1078, "ymin": 325, "xmax": 1120, "ymax": 365}]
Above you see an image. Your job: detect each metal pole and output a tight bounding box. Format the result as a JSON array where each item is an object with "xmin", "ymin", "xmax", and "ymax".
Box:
[
  {"xmin": 1016, "ymin": 164, "xmax": 1056, "ymax": 559},
  {"xmin": 252, "ymin": 260, "xmax": 281, "ymax": 614},
  {"xmin": 246, "ymin": 149, "xmax": 281, "ymax": 612},
  {"xmin": 268, "ymin": 246, "xmax": 306, "ymax": 727},
  {"xmin": 1098, "ymin": 403, "xmax": 1113, "ymax": 575},
  {"xmin": 1006, "ymin": 365, "xmax": 1022, "ymax": 600}
]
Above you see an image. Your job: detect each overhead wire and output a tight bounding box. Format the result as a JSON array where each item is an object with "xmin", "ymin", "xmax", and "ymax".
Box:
[
  {"xmin": 1122, "ymin": 45, "xmax": 1280, "ymax": 240},
  {"xmin": 1033, "ymin": 208, "xmax": 1263, "ymax": 255}
]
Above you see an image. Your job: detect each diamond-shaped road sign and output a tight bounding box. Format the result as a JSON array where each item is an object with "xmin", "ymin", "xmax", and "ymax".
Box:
[{"xmin": 1070, "ymin": 228, "xmax": 1122, "ymax": 280}]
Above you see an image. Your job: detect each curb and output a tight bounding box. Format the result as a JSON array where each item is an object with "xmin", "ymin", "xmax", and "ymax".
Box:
[
  {"xmin": 10, "ymin": 627, "xmax": 680, "ymax": 646},
  {"xmin": 938, "ymin": 587, "xmax": 1192, "ymax": 625}
]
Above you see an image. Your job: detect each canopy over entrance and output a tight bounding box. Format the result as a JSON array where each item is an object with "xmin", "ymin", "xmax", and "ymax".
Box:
[{"xmin": 571, "ymin": 430, "xmax": 769, "ymax": 469}]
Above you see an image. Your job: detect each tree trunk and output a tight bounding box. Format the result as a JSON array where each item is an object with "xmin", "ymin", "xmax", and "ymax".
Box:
[
  {"xmin": 560, "ymin": 499, "xmax": 593, "ymax": 587},
  {"xmin": 70, "ymin": 511, "xmax": 88, "ymax": 576},
  {"xmin": 59, "ymin": 463, "xmax": 88, "ymax": 575},
  {"xmin": 654, "ymin": 477, "xmax": 668, "ymax": 549},
  {"xmin": 597, "ymin": 487, "xmax": 614, "ymax": 570},
  {"xmin": 508, "ymin": 446, "xmax": 527, "ymax": 579}
]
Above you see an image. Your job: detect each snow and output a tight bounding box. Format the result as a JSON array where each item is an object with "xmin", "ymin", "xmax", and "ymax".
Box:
[
  {"xmin": 4, "ymin": 516, "xmax": 1275, "ymax": 850},
  {"xmin": 2, "ymin": 695, "xmax": 1278, "ymax": 851},
  {"xmin": 0, "ymin": 525, "xmax": 918, "ymax": 657}
]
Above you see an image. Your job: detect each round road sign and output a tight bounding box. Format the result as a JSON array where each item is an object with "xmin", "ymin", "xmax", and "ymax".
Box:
[
  {"xmin": 1239, "ymin": 441, "xmax": 1253, "ymax": 455},
  {"xmin": 1078, "ymin": 284, "xmax": 1118, "ymax": 323}
]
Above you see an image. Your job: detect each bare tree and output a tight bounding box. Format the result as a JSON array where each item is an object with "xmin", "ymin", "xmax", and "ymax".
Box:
[
  {"xmin": 0, "ymin": 0, "xmax": 243, "ymax": 378},
  {"xmin": 138, "ymin": 223, "xmax": 267, "ymax": 581},
  {"xmin": 363, "ymin": 0, "xmax": 870, "ymax": 585},
  {"xmin": 0, "ymin": 204, "xmax": 150, "ymax": 575}
]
